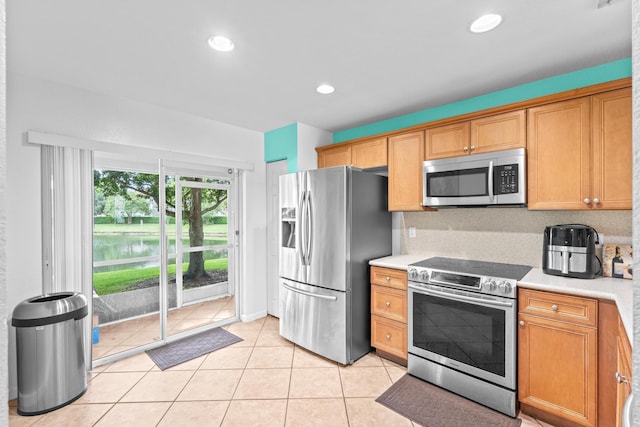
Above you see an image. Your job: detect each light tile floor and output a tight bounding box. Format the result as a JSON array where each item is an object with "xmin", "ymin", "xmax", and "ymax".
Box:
[
  {"xmin": 92, "ymin": 296, "xmax": 236, "ymax": 361},
  {"xmin": 9, "ymin": 315, "xmax": 552, "ymax": 426}
]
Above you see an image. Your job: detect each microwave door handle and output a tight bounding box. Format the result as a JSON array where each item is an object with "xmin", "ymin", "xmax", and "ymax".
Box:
[{"xmin": 488, "ymin": 160, "xmax": 495, "ymax": 203}]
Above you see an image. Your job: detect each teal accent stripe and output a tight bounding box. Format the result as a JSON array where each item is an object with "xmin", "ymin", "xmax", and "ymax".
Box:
[
  {"xmin": 333, "ymin": 58, "xmax": 632, "ymax": 143},
  {"xmin": 264, "ymin": 123, "xmax": 298, "ymax": 173}
]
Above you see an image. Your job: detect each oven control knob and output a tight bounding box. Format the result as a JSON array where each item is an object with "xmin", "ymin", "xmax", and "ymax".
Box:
[
  {"xmin": 419, "ymin": 270, "xmax": 430, "ymax": 282},
  {"xmin": 407, "ymin": 268, "xmax": 418, "ymax": 281},
  {"xmin": 499, "ymin": 281, "xmax": 513, "ymax": 294},
  {"xmin": 485, "ymin": 280, "xmax": 497, "ymax": 291}
]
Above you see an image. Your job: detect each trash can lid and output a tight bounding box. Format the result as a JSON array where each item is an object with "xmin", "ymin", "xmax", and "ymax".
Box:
[{"xmin": 12, "ymin": 292, "xmax": 88, "ymax": 326}]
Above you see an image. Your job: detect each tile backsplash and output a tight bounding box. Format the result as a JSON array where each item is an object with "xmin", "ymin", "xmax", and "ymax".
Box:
[{"xmin": 401, "ymin": 209, "xmax": 632, "ymax": 268}]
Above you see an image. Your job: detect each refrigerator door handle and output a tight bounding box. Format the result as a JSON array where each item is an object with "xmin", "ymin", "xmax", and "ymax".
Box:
[
  {"xmin": 298, "ymin": 190, "xmax": 306, "ymax": 266},
  {"xmin": 282, "ymin": 282, "xmax": 338, "ymax": 301},
  {"xmin": 305, "ymin": 191, "xmax": 313, "ymax": 265}
]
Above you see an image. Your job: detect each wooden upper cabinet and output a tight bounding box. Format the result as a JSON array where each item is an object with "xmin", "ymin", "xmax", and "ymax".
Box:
[
  {"xmin": 388, "ymin": 131, "xmax": 425, "ymax": 211},
  {"xmin": 528, "ymin": 89, "xmax": 632, "ymax": 210},
  {"xmin": 425, "ymin": 110, "xmax": 525, "ymax": 160},
  {"xmin": 591, "ymin": 88, "xmax": 632, "ymax": 209},
  {"xmin": 317, "ymin": 144, "xmax": 351, "ymax": 169},
  {"xmin": 317, "ymin": 137, "xmax": 388, "ymax": 169},
  {"xmin": 424, "ymin": 122, "xmax": 470, "ymax": 160},
  {"xmin": 527, "ymin": 97, "xmax": 592, "ymax": 210},
  {"xmin": 351, "ymin": 137, "xmax": 387, "ymax": 168},
  {"xmin": 470, "ymin": 110, "xmax": 526, "ymax": 154}
]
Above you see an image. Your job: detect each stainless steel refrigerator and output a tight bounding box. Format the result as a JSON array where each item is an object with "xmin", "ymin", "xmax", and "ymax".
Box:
[{"xmin": 279, "ymin": 166, "xmax": 391, "ymax": 364}]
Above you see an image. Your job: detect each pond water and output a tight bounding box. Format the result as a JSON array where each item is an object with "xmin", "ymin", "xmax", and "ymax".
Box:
[{"xmin": 93, "ymin": 234, "xmax": 228, "ymax": 272}]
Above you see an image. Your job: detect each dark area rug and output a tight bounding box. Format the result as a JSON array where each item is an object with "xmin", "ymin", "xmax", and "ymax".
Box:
[
  {"xmin": 146, "ymin": 327, "xmax": 242, "ymax": 370},
  {"xmin": 376, "ymin": 374, "xmax": 521, "ymax": 427}
]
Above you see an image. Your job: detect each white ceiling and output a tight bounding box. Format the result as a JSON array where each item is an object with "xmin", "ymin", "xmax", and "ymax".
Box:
[{"xmin": 7, "ymin": 0, "xmax": 632, "ymax": 134}]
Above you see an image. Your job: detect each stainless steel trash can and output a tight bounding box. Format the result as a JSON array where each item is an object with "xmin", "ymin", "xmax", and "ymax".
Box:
[{"xmin": 12, "ymin": 292, "xmax": 88, "ymax": 415}]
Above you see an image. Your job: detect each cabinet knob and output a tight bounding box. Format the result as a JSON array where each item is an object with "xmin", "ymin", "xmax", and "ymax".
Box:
[
  {"xmin": 386, "ymin": 334, "xmax": 391, "ymax": 341},
  {"xmin": 463, "ymin": 146, "xmax": 469, "ymax": 152},
  {"xmin": 551, "ymin": 304, "xmax": 559, "ymax": 312},
  {"xmin": 470, "ymin": 145, "xmax": 476, "ymax": 151},
  {"xmin": 385, "ymin": 301, "xmax": 391, "ymax": 307},
  {"xmin": 583, "ymin": 198, "xmax": 591, "ymax": 204},
  {"xmin": 616, "ymin": 372, "xmax": 629, "ymax": 384},
  {"xmin": 593, "ymin": 197, "xmax": 600, "ymax": 204},
  {"xmin": 385, "ymin": 276, "xmax": 390, "ymax": 281},
  {"xmin": 519, "ymin": 320, "xmax": 525, "ymax": 327}
]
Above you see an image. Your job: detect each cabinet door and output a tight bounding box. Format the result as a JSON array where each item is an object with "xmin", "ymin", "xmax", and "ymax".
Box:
[
  {"xmin": 615, "ymin": 318, "xmax": 632, "ymax": 427},
  {"xmin": 518, "ymin": 313, "xmax": 597, "ymax": 427},
  {"xmin": 527, "ymin": 97, "xmax": 591, "ymax": 210},
  {"xmin": 351, "ymin": 137, "xmax": 387, "ymax": 168},
  {"xmin": 591, "ymin": 88, "xmax": 632, "ymax": 210},
  {"xmin": 371, "ymin": 284, "xmax": 407, "ymax": 323},
  {"xmin": 317, "ymin": 144, "xmax": 351, "ymax": 168},
  {"xmin": 424, "ymin": 122, "xmax": 470, "ymax": 160},
  {"xmin": 370, "ymin": 266, "xmax": 407, "ymax": 290},
  {"xmin": 471, "ymin": 110, "xmax": 526, "ymax": 154},
  {"xmin": 388, "ymin": 131, "xmax": 425, "ymax": 211},
  {"xmin": 371, "ymin": 315, "xmax": 407, "ymax": 360}
]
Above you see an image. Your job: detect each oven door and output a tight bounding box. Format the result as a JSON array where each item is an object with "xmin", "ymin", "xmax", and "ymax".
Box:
[{"xmin": 408, "ymin": 282, "xmax": 516, "ymax": 389}]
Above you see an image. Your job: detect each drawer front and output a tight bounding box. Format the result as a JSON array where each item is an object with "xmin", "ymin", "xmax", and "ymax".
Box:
[
  {"xmin": 518, "ymin": 288, "xmax": 597, "ymax": 327},
  {"xmin": 371, "ymin": 315, "xmax": 407, "ymax": 360},
  {"xmin": 370, "ymin": 266, "xmax": 407, "ymax": 290},
  {"xmin": 371, "ymin": 284, "xmax": 407, "ymax": 323}
]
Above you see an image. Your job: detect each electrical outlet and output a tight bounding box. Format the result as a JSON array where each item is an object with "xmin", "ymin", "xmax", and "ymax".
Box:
[{"xmin": 408, "ymin": 226, "xmax": 416, "ymax": 238}]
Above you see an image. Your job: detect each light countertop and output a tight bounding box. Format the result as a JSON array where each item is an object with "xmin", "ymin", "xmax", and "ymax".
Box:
[{"xmin": 369, "ymin": 255, "xmax": 634, "ymax": 345}]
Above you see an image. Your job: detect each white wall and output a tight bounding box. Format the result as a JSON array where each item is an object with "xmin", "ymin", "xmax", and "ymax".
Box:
[
  {"xmin": 6, "ymin": 73, "xmax": 266, "ymax": 398},
  {"xmin": 296, "ymin": 122, "xmax": 331, "ymax": 171},
  {"xmin": 0, "ymin": 0, "xmax": 7, "ymax": 423},
  {"xmin": 631, "ymin": 0, "xmax": 640, "ymax": 409}
]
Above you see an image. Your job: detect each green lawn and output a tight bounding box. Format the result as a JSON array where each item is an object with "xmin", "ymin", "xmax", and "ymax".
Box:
[
  {"xmin": 93, "ymin": 223, "xmax": 228, "ymax": 234},
  {"xmin": 93, "ymin": 258, "xmax": 228, "ymax": 295}
]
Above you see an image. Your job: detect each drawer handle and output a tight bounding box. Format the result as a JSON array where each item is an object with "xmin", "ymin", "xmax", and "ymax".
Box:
[
  {"xmin": 385, "ymin": 301, "xmax": 391, "ymax": 307},
  {"xmin": 616, "ymin": 372, "xmax": 629, "ymax": 384},
  {"xmin": 551, "ymin": 304, "xmax": 558, "ymax": 312},
  {"xmin": 519, "ymin": 320, "xmax": 525, "ymax": 327},
  {"xmin": 386, "ymin": 334, "xmax": 391, "ymax": 341},
  {"xmin": 385, "ymin": 276, "xmax": 390, "ymax": 281}
]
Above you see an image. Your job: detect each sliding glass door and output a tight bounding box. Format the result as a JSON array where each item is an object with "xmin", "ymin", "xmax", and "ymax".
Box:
[{"xmin": 91, "ymin": 159, "xmax": 239, "ymax": 365}]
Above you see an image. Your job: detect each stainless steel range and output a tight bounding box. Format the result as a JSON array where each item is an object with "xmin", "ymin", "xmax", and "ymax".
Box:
[{"xmin": 407, "ymin": 257, "xmax": 531, "ymax": 417}]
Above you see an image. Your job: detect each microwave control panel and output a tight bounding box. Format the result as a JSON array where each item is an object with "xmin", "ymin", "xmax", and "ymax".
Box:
[{"xmin": 494, "ymin": 164, "xmax": 519, "ymax": 194}]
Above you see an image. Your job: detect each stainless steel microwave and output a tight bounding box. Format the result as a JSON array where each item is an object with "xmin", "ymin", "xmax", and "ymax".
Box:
[{"xmin": 422, "ymin": 147, "xmax": 526, "ymax": 207}]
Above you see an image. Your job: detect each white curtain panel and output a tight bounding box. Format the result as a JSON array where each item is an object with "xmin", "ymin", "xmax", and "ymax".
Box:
[{"xmin": 40, "ymin": 145, "xmax": 93, "ymax": 365}]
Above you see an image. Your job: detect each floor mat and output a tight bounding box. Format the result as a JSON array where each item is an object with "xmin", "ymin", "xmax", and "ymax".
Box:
[
  {"xmin": 376, "ymin": 374, "xmax": 521, "ymax": 427},
  {"xmin": 146, "ymin": 327, "xmax": 242, "ymax": 370}
]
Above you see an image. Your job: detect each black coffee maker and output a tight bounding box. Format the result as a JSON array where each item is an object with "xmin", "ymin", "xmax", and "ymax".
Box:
[{"xmin": 542, "ymin": 224, "xmax": 601, "ymax": 279}]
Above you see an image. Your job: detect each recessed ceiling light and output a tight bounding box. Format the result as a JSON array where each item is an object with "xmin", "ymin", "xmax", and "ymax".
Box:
[
  {"xmin": 316, "ymin": 84, "xmax": 335, "ymax": 94},
  {"xmin": 208, "ymin": 35, "xmax": 235, "ymax": 52},
  {"xmin": 470, "ymin": 14, "xmax": 502, "ymax": 33}
]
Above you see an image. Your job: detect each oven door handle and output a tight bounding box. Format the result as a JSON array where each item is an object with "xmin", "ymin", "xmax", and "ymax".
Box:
[{"xmin": 411, "ymin": 285, "xmax": 514, "ymax": 308}]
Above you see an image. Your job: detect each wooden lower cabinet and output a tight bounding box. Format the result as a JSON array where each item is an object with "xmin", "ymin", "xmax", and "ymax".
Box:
[
  {"xmin": 518, "ymin": 289, "xmax": 598, "ymax": 427},
  {"xmin": 615, "ymin": 316, "xmax": 632, "ymax": 427},
  {"xmin": 370, "ymin": 266, "xmax": 407, "ymax": 364}
]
